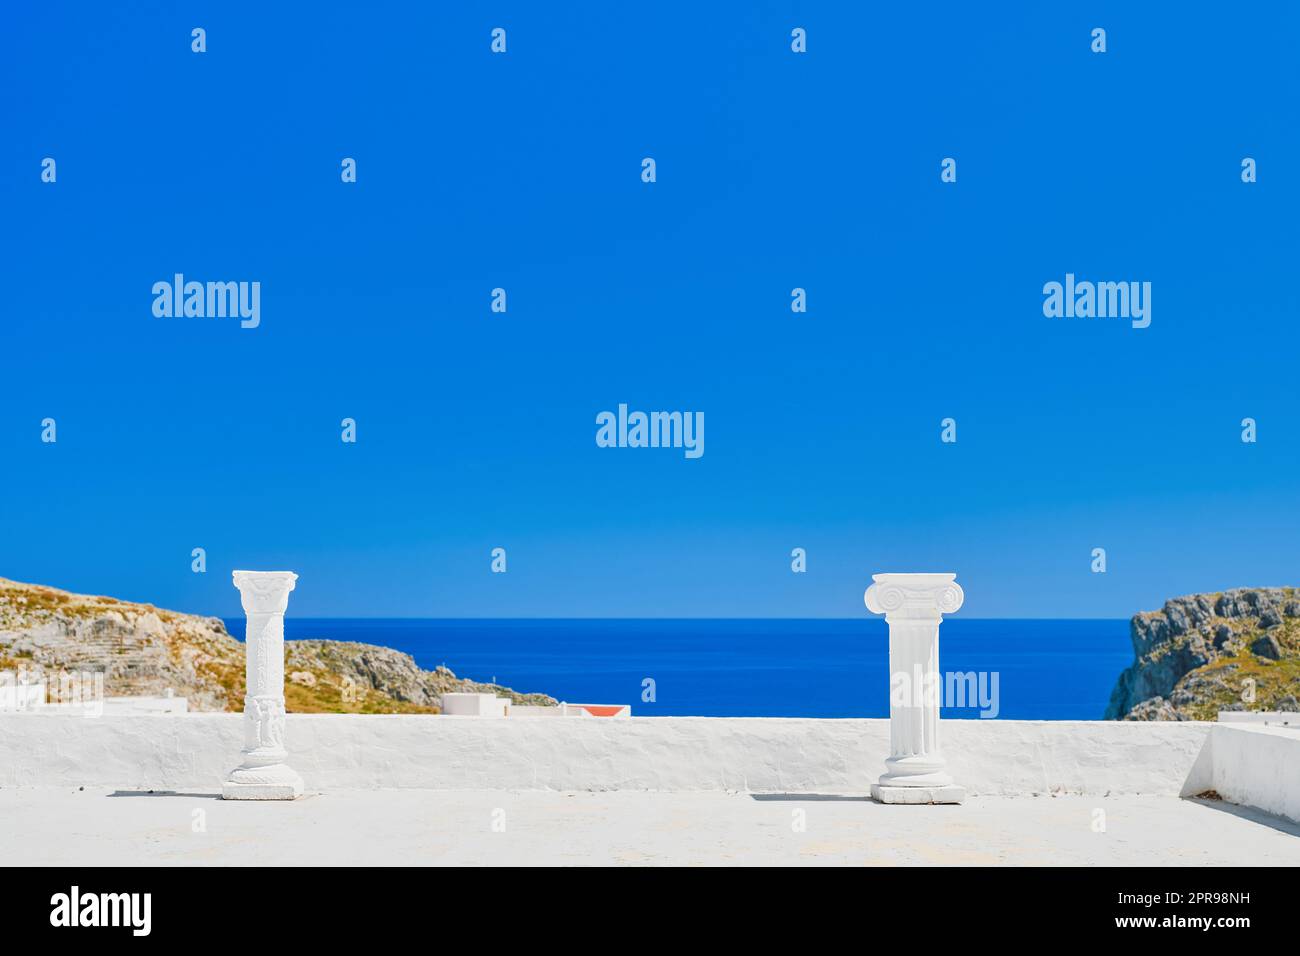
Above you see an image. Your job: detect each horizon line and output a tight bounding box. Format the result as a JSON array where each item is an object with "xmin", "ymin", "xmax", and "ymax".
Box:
[{"xmin": 218, "ymin": 615, "xmax": 1132, "ymax": 622}]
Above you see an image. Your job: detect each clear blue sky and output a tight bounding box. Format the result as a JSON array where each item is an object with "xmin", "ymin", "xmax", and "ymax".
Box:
[{"xmin": 2, "ymin": 3, "xmax": 1296, "ymax": 619}]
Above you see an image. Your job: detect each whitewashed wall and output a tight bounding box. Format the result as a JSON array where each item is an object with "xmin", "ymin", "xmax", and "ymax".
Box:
[
  {"xmin": 0, "ymin": 714, "xmax": 1213, "ymax": 796},
  {"xmin": 1206, "ymin": 724, "xmax": 1300, "ymax": 823}
]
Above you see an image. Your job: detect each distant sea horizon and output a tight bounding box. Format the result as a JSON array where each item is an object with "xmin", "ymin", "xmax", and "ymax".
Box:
[{"xmin": 224, "ymin": 618, "xmax": 1133, "ymax": 720}]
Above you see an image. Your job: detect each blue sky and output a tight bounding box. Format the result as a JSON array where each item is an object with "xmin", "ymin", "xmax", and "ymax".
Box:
[{"xmin": 2, "ymin": 3, "xmax": 1297, "ymax": 619}]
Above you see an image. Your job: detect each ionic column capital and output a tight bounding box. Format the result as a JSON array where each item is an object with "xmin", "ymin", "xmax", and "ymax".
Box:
[
  {"xmin": 864, "ymin": 572, "xmax": 964, "ymax": 622},
  {"xmin": 232, "ymin": 570, "xmax": 298, "ymax": 615}
]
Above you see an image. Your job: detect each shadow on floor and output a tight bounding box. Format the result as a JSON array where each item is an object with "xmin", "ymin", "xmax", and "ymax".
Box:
[
  {"xmin": 107, "ymin": 790, "xmax": 223, "ymax": 799},
  {"xmin": 1183, "ymin": 796, "xmax": 1300, "ymax": 837},
  {"xmin": 750, "ymin": 793, "xmax": 872, "ymax": 802}
]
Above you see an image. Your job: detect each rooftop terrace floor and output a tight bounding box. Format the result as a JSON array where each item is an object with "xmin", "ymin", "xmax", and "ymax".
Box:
[{"xmin": 5, "ymin": 788, "xmax": 1300, "ymax": 866}]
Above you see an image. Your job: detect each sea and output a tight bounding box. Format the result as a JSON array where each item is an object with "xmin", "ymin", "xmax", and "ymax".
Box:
[{"xmin": 224, "ymin": 618, "xmax": 1133, "ymax": 720}]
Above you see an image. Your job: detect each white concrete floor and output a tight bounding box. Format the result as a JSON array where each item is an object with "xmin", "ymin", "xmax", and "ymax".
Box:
[{"xmin": 3, "ymin": 788, "xmax": 1298, "ymax": 866}]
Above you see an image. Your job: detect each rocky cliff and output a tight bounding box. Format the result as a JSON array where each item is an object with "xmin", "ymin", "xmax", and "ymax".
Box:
[
  {"xmin": 1106, "ymin": 587, "xmax": 1300, "ymax": 720},
  {"xmin": 0, "ymin": 578, "xmax": 556, "ymax": 713}
]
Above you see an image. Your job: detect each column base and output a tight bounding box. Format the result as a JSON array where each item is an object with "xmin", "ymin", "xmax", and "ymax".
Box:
[
  {"xmin": 871, "ymin": 784, "xmax": 966, "ymax": 805},
  {"xmin": 880, "ymin": 753, "xmax": 953, "ymax": 788},
  {"xmin": 222, "ymin": 765, "xmax": 304, "ymax": 801}
]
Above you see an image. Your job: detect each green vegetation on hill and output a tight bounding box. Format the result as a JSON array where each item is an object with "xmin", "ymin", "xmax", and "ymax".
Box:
[
  {"xmin": 1107, "ymin": 587, "xmax": 1300, "ymax": 720},
  {"xmin": 0, "ymin": 577, "xmax": 555, "ymax": 714}
]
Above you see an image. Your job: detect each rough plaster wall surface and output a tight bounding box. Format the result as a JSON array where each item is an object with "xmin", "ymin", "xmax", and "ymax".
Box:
[
  {"xmin": 0, "ymin": 715, "xmax": 1213, "ymax": 796},
  {"xmin": 1209, "ymin": 724, "xmax": 1300, "ymax": 823}
]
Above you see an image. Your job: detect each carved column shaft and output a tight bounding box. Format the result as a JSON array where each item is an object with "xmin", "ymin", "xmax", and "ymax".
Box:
[
  {"xmin": 223, "ymin": 570, "xmax": 303, "ymax": 800},
  {"xmin": 865, "ymin": 572, "xmax": 966, "ymax": 804}
]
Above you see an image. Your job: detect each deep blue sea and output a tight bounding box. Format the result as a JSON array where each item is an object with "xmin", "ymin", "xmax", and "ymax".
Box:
[{"xmin": 224, "ymin": 618, "xmax": 1132, "ymax": 720}]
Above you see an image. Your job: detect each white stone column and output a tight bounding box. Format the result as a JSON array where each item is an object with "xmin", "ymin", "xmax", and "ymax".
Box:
[
  {"xmin": 864, "ymin": 572, "xmax": 965, "ymax": 804},
  {"xmin": 223, "ymin": 570, "xmax": 304, "ymax": 800}
]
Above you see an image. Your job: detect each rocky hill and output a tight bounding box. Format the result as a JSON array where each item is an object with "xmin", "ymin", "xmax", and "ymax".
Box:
[
  {"xmin": 0, "ymin": 577, "xmax": 556, "ymax": 713},
  {"xmin": 1106, "ymin": 587, "xmax": 1300, "ymax": 720}
]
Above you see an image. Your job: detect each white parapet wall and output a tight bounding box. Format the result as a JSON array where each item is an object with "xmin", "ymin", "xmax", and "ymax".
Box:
[
  {"xmin": 439, "ymin": 693, "xmax": 510, "ymax": 717},
  {"xmin": 0, "ymin": 713, "xmax": 1214, "ymax": 797},
  {"xmin": 1217, "ymin": 711, "xmax": 1299, "ymax": 728},
  {"xmin": 1203, "ymin": 723, "xmax": 1300, "ymax": 823}
]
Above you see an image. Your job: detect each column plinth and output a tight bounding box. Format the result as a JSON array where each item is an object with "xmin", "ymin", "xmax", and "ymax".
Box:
[
  {"xmin": 864, "ymin": 572, "xmax": 965, "ymax": 805},
  {"xmin": 223, "ymin": 570, "xmax": 303, "ymax": 800}
]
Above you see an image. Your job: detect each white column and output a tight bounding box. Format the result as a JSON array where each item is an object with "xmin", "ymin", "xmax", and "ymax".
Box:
[
  {"xmin": 223, "ymin": 570, "xmax": 304, "ymax": 800},
  {"xmin": 864, "ymin": 572, "xmax": 965, "ymax": 804}
]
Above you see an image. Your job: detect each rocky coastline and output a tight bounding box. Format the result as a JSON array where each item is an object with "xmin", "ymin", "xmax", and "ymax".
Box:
[
  {"xmin": 1107, "ymin": 587, "xmax": 1300, "ymax": 720},
  {"xmin": 0, "ymin": 577, "xmax": 556, "ymax": 713}
]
